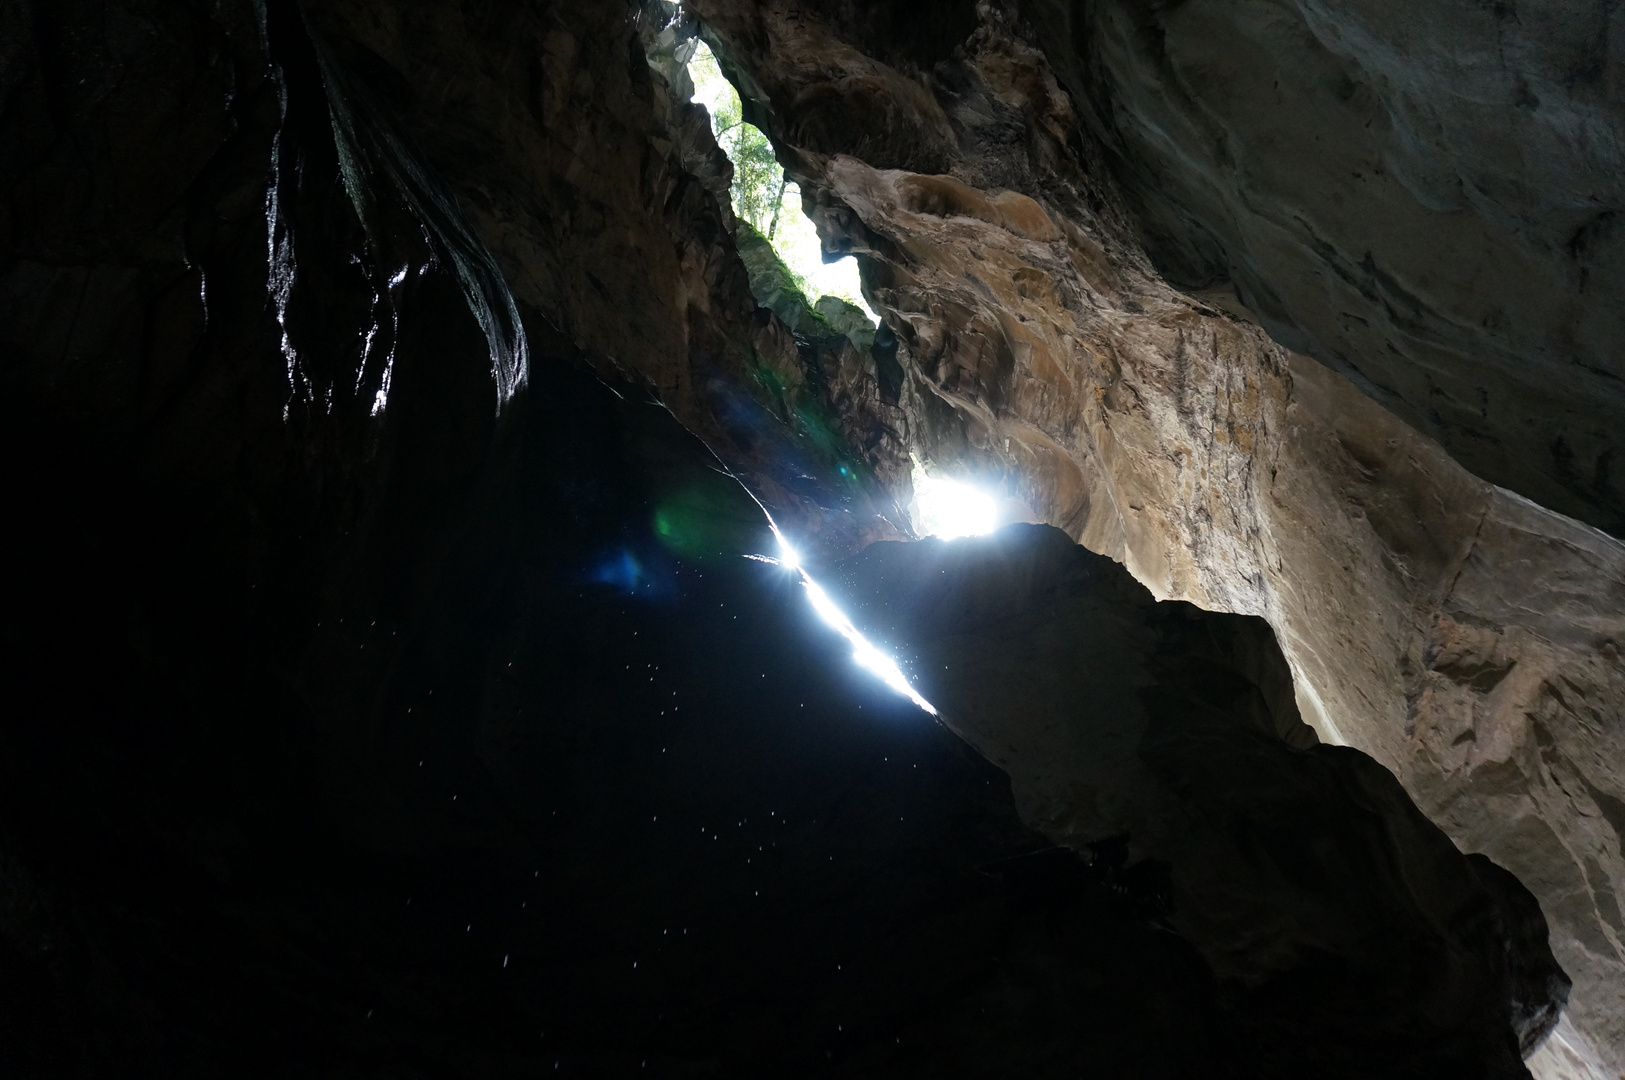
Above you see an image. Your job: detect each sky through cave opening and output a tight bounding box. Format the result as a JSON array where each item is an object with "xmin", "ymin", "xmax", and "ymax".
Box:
[
  {"xmin": 685, "ymin": 41, "xmax": 877, "ymax": 324},
  {"xmin": 685, "ymin": 35, "xmax": 1008, "ymax": 545},
  {"xmin": 674, "ymin": 36, "xmax": 1014, "ymax": 714}
]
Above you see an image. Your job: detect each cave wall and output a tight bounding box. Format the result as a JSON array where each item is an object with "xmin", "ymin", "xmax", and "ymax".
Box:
[
  {"xmin": 836, "ymin": 523, "xmax": 1570, "ymax": 1076},
  {"xmin": 680, "ymin": 1, "xmax": 1625, "ymax": 1072},
  {"xmin": 1030, "ymin": 0, "xmax": 1625, "ymax": 537},
  {"xmin": 294, "ymin": 0, "xmax": 917, "ymax": 556},
  {"xmin": 0, "ymin": 1, "xmax": 1261, "ymax": 1073},
  {"xmin": 1, "ymin": 0, "xmax": 1619, "ymax": 1074}
]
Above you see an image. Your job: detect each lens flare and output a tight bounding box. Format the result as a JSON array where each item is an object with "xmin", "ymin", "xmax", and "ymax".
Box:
[
  {"xmin": 911, "ymin": 457, "xmax": 996, "ymax": 540},
  {"xmin": 766, "ymin": 527, "xmax": 936, "ymax": 715}
]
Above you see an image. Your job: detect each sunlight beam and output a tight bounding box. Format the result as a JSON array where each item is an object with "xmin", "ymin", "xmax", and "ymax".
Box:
[
  {"xmin": 910, "ymin": 457, "xmax": 997, "ymax": 540},
  {"xmin": 763, "ymin": 527, "xmax": 937, "ymax": 715}
]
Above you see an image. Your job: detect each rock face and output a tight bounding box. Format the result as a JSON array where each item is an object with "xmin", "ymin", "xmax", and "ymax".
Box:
[
  {"xmin": 294, "ymin": 0, "xmax": 915, "ymax": 555},
  {"xmin": 839, "ymin": 523, "xmax": 1571, "ymax": 1076},
  {"xmin": 683, "ymin": 0, "xmax": 1625, "ymax": 1070},
  {"xmin": 0, "ymin": 3, "xmax": 1281, "ymax": 1072},
  {"xmin": 1029, "ymin": 0, "xmax": 1625, "ymax": 538},
  {"xmin": 0, "ymin": 0, "xmax": 1618, "ymax": 1074}
]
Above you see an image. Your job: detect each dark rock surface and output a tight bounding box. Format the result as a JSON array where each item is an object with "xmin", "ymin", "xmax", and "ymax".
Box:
[
  {"xmin": 0, "ymin": 0, "xmax": 1598, "ymax": 1076},
  {"xmin": 839, "ymin": 524, "xmax": 1571, "ymax": 1077},
  {"xmin": 685, "ymin": 4, "xmax": 1625, "ymax": 1067},
  {"xmin": 0, "ymin": 342, "xmax": 1240, "ymax": 1076},
  {"xmin": 1027, "ymin": 0, "xmax": 1625, "ymax": 535},
  {"xmin": 0, "ymin": 8, "xmax": 1221, "ymax": 1063}
]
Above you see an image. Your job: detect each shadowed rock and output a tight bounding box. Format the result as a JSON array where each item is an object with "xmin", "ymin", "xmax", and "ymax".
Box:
[{"xmin": 839, "ymin": 523, "xmax": 1570, "ymax": 1075}]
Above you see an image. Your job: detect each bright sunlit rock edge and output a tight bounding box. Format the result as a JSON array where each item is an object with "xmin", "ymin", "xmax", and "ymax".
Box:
[
  {"xmin": 758, "ymin": 526, "xmax": 937, "ymax": 716},
  {"xmin": 681, "ymin": 43, "xmax": 990, "ymax": 712}
]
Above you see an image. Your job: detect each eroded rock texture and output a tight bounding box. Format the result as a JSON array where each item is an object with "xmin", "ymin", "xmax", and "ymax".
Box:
[
  {"xmin": 296, "ymin": 0, "xmax": 918, "ymax": 555},
  {"xmin": 0, "ymin": 0, "xmax": 1618, "ymax": 1075},
  {"xmin": 0, "ymin": 3, "xmax": 1258, "ymax": 1073},
  {"xmin": 683, "ymin": 0, "xmax": 1625, "ymax": 1071},
  {"xmin": 1032, "ymin": 0, "xmax": 1625, "ymax": 537}
]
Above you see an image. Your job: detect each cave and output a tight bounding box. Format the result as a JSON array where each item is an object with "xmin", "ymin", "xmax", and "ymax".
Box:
[{"xmin": 1, "ymin": 1, "xmax": 1621, "ymax": 1077}]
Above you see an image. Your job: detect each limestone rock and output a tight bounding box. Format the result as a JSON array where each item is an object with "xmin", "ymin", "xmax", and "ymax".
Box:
[
  {"xmin": 1025, "ymin": 0, "xmax": 1625, "ymax": 536},
  {"xmin": 4, "ymin": 0, "xmax": 1620, "ymax": 1071},
  {"xmin": 688, "ymin": 0, "xmax": 1625, "ymax": 1068}
]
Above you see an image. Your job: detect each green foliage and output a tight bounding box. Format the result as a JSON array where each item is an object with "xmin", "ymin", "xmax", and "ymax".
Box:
[
  {"xmin": 689, "ymin": 45, "xmax": 790, "ymax": 242},
  {"xmin": 734, "ymin": 220, "xmax": 836, "ymax": 340},
  {"xmin": 688, "ymin": 42, "xmax": 874, "ymax": 321},
  {"xmin": 730, "ymin": 125, "xmax": 785, "ymax": 238}
]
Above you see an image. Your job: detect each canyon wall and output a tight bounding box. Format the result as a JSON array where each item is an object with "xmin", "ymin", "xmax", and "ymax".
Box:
[
  {"xmin": 3, "ymin": 0, "xmax": 1620, "ymax": 1072},
  {"xmin": 1034, "ymin": 0, "xmax": 1625, "ymax": 537},
  {"xmin": 839, "ymin": 523, "xmax": 1570, "ymax": 1077},
  {"xmin": 683, "ymin": 1, "xmax": 1625, "ymax": 1072}
]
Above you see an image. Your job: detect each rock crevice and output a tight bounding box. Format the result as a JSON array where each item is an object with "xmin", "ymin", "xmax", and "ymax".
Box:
[{"xmin": 682, "ymin": 2, "xmax": 1625, "ymax": 1070}]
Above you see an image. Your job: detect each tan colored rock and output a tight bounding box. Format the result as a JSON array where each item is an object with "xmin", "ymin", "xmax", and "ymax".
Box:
[
  {"xmin": 1024, "ymin": 0, "xmax": 1625, "ymax": 536},
  {"xmin": 690, "ymin": 1, "xmax": 1625, "ymax": 1070},
  {"xmin": 301, "ymin": 0, "xmax": 1624, "ymax": 1065}
]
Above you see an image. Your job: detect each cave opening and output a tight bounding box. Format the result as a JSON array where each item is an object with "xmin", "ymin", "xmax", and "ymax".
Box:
[
  {"xmin": 909, "ymin": 457, "xmax": 999, "ymax": 541},
  {"xmin": 683, "ymin": 39, "xmax": 876, "ymax": 324},
  {"xmin": 674, "ymin": 29, "xmax": 1032, "ymax": 549},
  {"xmin": 654, "ymin": 27, "xmax": 975, "ymax": 712}
]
